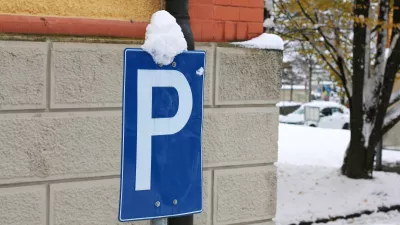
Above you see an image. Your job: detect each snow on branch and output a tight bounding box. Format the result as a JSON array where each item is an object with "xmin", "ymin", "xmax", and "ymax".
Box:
[
  {"xmin": 264, "ymin": 18, "xmax": 276, "ymax": 29},
  {"xmin": 383, "ymin": 103, "xmax": 400, "ymax": 134},
  {"xmin": 389, "ymin": 90, "xmax": 400, "ymax": 107},
  {"xmin": 387, "ymin": 34, "xmax": 400, "ymax": 60}
]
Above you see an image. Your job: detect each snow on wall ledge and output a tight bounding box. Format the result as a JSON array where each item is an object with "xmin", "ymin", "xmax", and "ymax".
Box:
[{"xmin": 231, "ymin": 33, "xmax": 284, "ymax": 51}]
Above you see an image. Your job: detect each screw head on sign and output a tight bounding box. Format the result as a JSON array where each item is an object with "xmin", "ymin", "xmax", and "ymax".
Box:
[
  {"xmin": 172, "ymin": 62, "xmax": 177, "ymax": 67},
  {"xmin": 173, "ymin": 199, "xmax": 178, "ymax": 205},
  {"xmin": 155, "ymin": 201, "xmax": 161, "ymax": 207}
]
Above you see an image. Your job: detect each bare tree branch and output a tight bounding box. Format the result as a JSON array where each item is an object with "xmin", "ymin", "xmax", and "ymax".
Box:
[
  {"xmin": 296, "ymin": 0, "xmax": 352, "ymax": 89},
  {"xmin": 296, "ymin": 0, "xmax": 316, "ymax": 24},
  {"xmin": 275, "ymin": 0, "xmax": 353, "ymax": 100},
  {"xmin": 306, "ymin": 37, "xmax": 352, "ymax": 99}
]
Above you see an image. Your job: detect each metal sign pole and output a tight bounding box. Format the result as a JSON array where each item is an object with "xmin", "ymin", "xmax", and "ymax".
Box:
[
  {"xmin": 168, "ymin": 215, "xmax": 193, "ymax": 225},
  {"xmin": 165, "ymin": 1, "xmax": 195, "ymax": 225},
  {"xmin": 152, "ymin": 218, "xmax": 168, "ymax": 225}
]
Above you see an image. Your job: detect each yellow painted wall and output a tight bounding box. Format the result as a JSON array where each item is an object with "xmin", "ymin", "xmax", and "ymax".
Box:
[{"xmin": 0, "ymin": 0, "xmax": 160, "ymax": 21}]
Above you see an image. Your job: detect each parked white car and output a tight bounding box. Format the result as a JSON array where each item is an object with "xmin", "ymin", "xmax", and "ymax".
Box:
[{"xmin": 279, "ymin": 101, "xmax": 350, "ymax": 130}]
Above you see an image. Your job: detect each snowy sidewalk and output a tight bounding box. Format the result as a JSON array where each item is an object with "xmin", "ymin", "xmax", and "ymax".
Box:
[
  {"xmin": 320, "ymin": 211, "xmax": 400, "ymax": 225},
  {"xmin": 275, "ymin": 124, "xmax": 400, "ymax": 225}
]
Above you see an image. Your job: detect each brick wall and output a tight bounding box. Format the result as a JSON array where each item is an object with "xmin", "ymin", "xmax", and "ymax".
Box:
[
  {"xmin": 189, "ymin": 0, "xmax": 265, "ymax": 41},
  {"xmin": 0, "ymin": 39, "xmax": 281, "ymax": 225},
  {"xmin": 0, "ymin": 1, "xmax": 265, "ymax": 42}
]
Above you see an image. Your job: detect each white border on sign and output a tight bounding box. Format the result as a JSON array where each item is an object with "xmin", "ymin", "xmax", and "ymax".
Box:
[{"xmin": 119, "ymin": 48, "xmax": 206, "ymax": 222}]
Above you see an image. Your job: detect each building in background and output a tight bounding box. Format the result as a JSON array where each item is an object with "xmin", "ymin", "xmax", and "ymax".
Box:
[{"xmin": 0, "ymin": 0, "xmax": 265, "ymax": 42}]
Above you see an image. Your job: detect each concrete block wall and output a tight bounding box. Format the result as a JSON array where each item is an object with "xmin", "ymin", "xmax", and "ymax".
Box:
[{"xmin": 0, "ymin": 40, "xmax": 281, "ymax": 225}]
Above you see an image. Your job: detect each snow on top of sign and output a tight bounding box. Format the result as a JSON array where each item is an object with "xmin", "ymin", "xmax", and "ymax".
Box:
[
  {"xmin": 141, "ymin": 10, "xmax": 187, "ymax": 66},
  {"xmin": 231, "ymin": 33, "xmax": 284, "ymax": 50}
]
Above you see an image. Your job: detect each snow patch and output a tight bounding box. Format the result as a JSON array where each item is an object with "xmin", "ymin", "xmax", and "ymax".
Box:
[
  {"xmin": 276, "ymin": 101, "xmax": 303, "ymax": 107},
  {"xmin": 263, "ymin": 18, "xmax": 275, "ymax": 28},
  {"xmin": 276, "ymin": 164, "xmax": 400, "ymax": 225},
  {"xmin": 231, "ymin": 33, "xmax": 284, "ymax": 50},
  {"xmin": 382, "ymin": 150, "xmax": 400, "ymax": 167},
  {"xmin": 278, "ymin": 124, "xmax": 350, "ymax": 167},
  {"xmin": 141, "ymin": 10, "xmax": 187, "ymax": 66},
  {"xmin": 278, "ymin": 124, "xmax": 400, "ymax": 167},
  {"xmin": 196, "ymin": 67, "xmax": 204, "ymax": 76},
  {"xmin": 264, "ymin": 0, "xmax": 273, "ymax": 11},
  {"xmin": 281, "ymin": 84, "xmax": 306, "ymax": 90},
  {"xmin": 276, "ymin": 124, "xmax": 400, "ymax": 225}
]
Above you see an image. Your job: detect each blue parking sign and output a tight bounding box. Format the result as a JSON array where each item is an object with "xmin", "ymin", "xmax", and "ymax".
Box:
[{"xmin": 119, "ymin": 49, "xmax": 205, "ymax": 222}]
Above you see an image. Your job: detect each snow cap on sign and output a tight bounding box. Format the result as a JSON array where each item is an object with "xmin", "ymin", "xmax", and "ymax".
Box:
[
  {"xmin": 141, "ymin": 10, "xmax": 188, "ymax": 66},
  {"xmin": 231, "ymin": 33, "xmax": 284, "ymax": 50}
]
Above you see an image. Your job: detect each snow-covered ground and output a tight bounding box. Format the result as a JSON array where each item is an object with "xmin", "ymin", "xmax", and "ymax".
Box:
[
  {"xmin": 278, "ymin": 124, "xmax": 400, "ymax": 167},
  {"xmin": 276, "ymin": 124, "xmax": 400, "ymax": 225}
]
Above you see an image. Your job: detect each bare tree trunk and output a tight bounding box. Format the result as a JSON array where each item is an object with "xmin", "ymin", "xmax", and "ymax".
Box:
[
  {"xmin": 308, "ymin": 65, "xmax": 313, "ymax": 101},
  {"xmin": 342, "ymin": 0, "xmax": 400, "ymax": 179},
  {"xmin": 290, "ymin": 84, "xmax": 294, "ymax": 101},
  {"xmin": 375, "ymin": 139, "xmax": 383, "ymax": 171},
  {"xmin": 341, "ymin": 0, "xmax": 371, "ymax": 179}
]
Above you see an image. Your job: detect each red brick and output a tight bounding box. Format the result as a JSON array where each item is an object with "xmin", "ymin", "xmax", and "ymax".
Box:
[
  {"xmin": 215, "ymin": 0, "xmax": 231, "ymax": 5},
  {"xmin": 193, "ymin": 0, "xmax": 214, "ymax": 4},
  {"xmin": 231, "ymin": 0, "xmax": 249, "ymax": 6},
  {"xmin": 239, "ymin": 7, "xmax": 264, "ymax": 22},
  {"xmin": 189, "ymin": 4, "xmax": 214, "ymax": 20},
  {"xmin": 202, "ymin": 21, "xmax": 225, "ymax": 41},
  {"xmin": 248, "ymin": 33, "xmax": 259, "ymax": 39},
  {"xmin": 214, "ymin": 6, "xmax": 240, "ymax": 21},
  {"xmin": 214, "ymin": 21, "xmax": 225, "ymax": 41},
  {"xmin": 248, "ymin": 0, "xmax": 264, "ymax": 8},
  {"xmin": 224, "ymin": 21, "xmax": 236, "ymax": 41},
  {"xmin": 191, "ymin": 20, "xmax": 203, "ymax": 41},
  {"xmin": 202, "ymin": 21, "xmax": 214, "ymax": 41},
  {"xmin": 248, "ymin": 22, "xmax": 263, "ymax": 33},
  {"xmin": 236, "ymin": 22, "xmax": 248, "ymax": 40}
]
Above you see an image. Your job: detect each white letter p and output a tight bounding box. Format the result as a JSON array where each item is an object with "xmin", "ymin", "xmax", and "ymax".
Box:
[{"xmin": 135, "ymin": 69, "xmax": 193, "ymax": 191}]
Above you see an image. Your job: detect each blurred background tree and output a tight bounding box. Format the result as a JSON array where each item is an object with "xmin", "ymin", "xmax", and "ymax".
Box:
[{"xmin": 271, "ymin": 0, "xmax": 400, "ymax": 179}]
